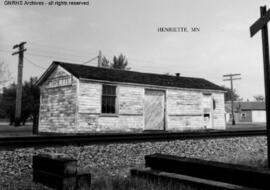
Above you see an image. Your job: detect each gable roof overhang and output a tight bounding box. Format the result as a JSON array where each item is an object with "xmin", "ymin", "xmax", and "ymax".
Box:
[{"xmin": 35, "ymin": 62, "xmax": 77, "ymax": 86}]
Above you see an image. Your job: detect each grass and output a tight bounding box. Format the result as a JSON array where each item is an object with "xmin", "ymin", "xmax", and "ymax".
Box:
[
  {"xmin": 91, "ymin": 156, "xmax": 268, "ymax": 190},
  {"xmin": 226, "ymin": 122, "xmax": 266, "ymax": 131},
  {"xmin": 0, "ymin": 122, "xmax": 266, "ymax": 137},
  {"xmin": 0, "ymin": 122, "xmax": 34, "ymax": 137},
  {"xmin": 87, "ymin": 152, "xmax": 268, "ymax": 190},
  {"xmin": 0, "ymin": 175, "xmax": 206, "ymax": 190},
  {"xmin": 90, "ymin": 176, "xmax": 205, "ymax": 190},
  {"xmin": 0, "ymin": 122, "xmax": 267, "ymax": 189},
  {"xmin": 0, "ymin": 153, "xmax": 267, "ymax": 190}
]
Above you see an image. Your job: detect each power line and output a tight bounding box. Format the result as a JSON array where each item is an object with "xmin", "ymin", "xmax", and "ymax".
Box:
[
  {"xmin": 28, "ymin": 47, "xmax": 97, "ymax": 59},
  {"xmin": 1, "ymin": 47, "xmax": 99, "ymax": 67},
  {"xmin": 3, "ymin": 44, "xmax": 193, "ymax": 71},
  {"xmin": 1, "ymin": 43, "xmax": 97, "ymax": 58},
  {"xmin": 27, "ymin": 52, "xmax": 85, "ymax": 63},
  {"xmin": 28, "ymin": 52, "xmax": 99, "ymax": 66},
  {"xmin": 100, "ymin": 53, "xmax": 196, "ymax": 74},
  {"xmin": 24, "ymin": 56, "xmax": 47, "ymax": 70},
  {"xmin": 29, "ymin": 41, "xmax": 97, "ymax": 55},
  {"xmin": 0, "ymin": 49, "xmax": 12, "ymax": 54},
  {"xmin": 102, "ymin": 54, "xmax": 194, "ymax": 70},
  {"xmin": 82, "ymin": 56, "xmax": 98, "ymax": 65},
  {"xmin": 1, "ymin": 48, "xmax": 98, "ymax": 67},
  {"xmin": 3, "ymin": 46, "xmax": 195, "ymax": 72},
  {"xmin": 0, "ymin": 47, "xmax": 99, "ymax": 64}
]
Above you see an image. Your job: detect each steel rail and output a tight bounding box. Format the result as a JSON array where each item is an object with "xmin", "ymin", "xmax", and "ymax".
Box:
[{"xmin": 0, "ymin": 130, "xmax": 266, "ymax": 149}]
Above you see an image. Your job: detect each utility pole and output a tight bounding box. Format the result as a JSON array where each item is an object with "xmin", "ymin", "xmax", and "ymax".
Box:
[
  {"xmin": 250, "ymin": 5, "xmax": 270, "ymax": 169},
  {"xmin": 97, "ymin": 50, "xmax": 102, "ymax": 67},
  {"xmin": 12, "ymin": 42, "xmax": 27, "ymax": 126},
  {"xmin": 223, "ymin": 73, "xmax": 241, "ymax": 125}
]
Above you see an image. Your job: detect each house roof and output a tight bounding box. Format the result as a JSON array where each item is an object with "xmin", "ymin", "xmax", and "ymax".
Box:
[
  {"xmin": 37, "ymin": 61, "xmax": 225, "ymax": 91},
  {"xmin": 226, "ymin": 101, "xmax": 265, "ymax": 112}
]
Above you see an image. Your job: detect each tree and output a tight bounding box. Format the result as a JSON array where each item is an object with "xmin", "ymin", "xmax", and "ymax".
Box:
[
  {"xmin": 0, "ymin": 61, "xmax": 11, "ymax": 86},
  {"xmin": 0, "ymin": 77, "xmax": 40, "ymax": 128},
  {"xmin": 111, "ymin": 54, "xmax": 129, "ymax": 70},
  {"xmin": 221, "ymin": 85, "xmax": 240, "ymax": 102},
  {"xmin": 0, "ymin": 93, "xmax": 6, "ymax": 118},
  {"xmin": 100, "ymin": 56, "xmax": 111, "ymax": 68},
  {"xmin": 22, "ymin": 77, "xmax": 40, "ymax": 131},
  {"xmin": 253, "ymin": 95, "xmax": 265, "ymax": 102},
  {"xmin": 0, "ymin": 83, "xmax": 16, "ymax": 123},
  {"xmin": 100, "ymin": 54, "xmax": 131, "ymax": 70}
]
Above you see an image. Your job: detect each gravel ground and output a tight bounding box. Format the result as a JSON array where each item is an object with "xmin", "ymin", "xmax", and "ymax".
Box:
[{"xmin": 0, "ymin": 136, "xmax": 267, "ymax": 189}]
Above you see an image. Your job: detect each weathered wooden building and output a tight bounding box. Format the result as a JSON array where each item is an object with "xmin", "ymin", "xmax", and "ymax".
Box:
[
  {"xmin": 36, "ymin": 61, "xmax": 226, "ymax": 133},
  {"xmin": 225, "ymin": 101, "xmax": 266, "ymax": 123}
]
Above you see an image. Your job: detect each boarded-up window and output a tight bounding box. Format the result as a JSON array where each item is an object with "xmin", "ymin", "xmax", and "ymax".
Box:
[{"xmin": 102, "ymin": 85, "xmax": 116, "ymax": 113}]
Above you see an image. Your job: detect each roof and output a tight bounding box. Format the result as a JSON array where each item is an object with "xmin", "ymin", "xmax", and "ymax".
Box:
[
  {"xmin": 37, "ymin": 61, "xmax": 225, "ymax": 91},
  {"xmin": 226, "ymin": 101, "xmax": 265, "ymax": 112}
]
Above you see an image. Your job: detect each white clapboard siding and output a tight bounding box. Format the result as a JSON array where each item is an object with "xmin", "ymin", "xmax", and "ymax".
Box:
[
  {"xmin": 39, "ymin": 66, "xmax": 77, "ymax": 133},
  {"xmin": 202, "ymin": 95, "xmax": 212, "ymax": 129},
  {"xmin": 212, "ymin": 93, "xmax": 226, "ymax": 129}
]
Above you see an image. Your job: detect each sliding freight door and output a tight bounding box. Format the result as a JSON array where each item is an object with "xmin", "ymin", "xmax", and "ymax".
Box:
[{"xmin": 144, "ymin": 89, "xmax": 165, "ymax": 130}]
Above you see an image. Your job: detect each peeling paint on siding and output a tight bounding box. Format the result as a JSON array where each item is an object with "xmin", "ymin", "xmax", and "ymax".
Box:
[
  {"xmin": 39, "ymin": 66, "xmax": 77, "ymax": 133},
  {"xmin": 38, "ymin": 66, "xmax": 225, "ymax": 133}
]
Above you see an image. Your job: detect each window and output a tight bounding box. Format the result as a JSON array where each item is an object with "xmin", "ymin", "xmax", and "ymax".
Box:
[
  {"xmin": 241, "ymin": 113, "xmax": 246, "ymax": 118},
  {"xmin": 213, "ymin": 99, "xmax": 216, "ymax": 110},
  {"xmin": 102, "ymin": 85, "xmax": 117, "ymax": 114}
]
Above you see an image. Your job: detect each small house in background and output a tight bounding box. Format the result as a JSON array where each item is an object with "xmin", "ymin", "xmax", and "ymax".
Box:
[
  {"xmin": 36, "ymin": 61, "xmax": 226, "ymax": 133},
  {"xmin": 225, "ymin": 101, "xmax": 266, "ymax": 123}
]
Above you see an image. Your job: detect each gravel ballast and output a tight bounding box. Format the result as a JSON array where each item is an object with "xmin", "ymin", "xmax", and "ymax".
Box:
[{"xmin": 0, "ymin": 136, "xmax": 267, "ymax": 189}]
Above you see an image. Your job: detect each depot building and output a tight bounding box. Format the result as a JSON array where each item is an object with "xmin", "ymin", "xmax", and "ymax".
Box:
[{"xmin": 36, "ymin": 61, "xmax": 226, "ymax": 133}]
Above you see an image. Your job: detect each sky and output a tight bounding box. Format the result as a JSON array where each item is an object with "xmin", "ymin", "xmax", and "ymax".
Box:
[{"xmin": 0, "ymin": 0, "xmax": 269, "ymax": 100}]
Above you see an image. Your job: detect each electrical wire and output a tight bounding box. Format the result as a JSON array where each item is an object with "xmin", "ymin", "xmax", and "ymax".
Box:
[
  {"xmin": 29, "ymin": 41, "xmax": 97, "ymax": 56},
  {"xmin": 1, "ymin": 45, "xmax": 193, "ymax": 73},
  {"xmin": 3, "ymin": 42, "xmax": 192, "ymax": 69},
  {"xmin": 0, "ymin": 49, "xmax": 12, "ymax": 54},
  {"xmin": 82, "ymin": 56, "xmax": 98, "ymax": 65},
  {"xmin": 28, "ymin": 49, "xmax": 93, "ymax": 60},
  {"xmin": 27, "ymin": 52, "xmax": 86, "ymax": 63},
  {"xmin": 1, "ymin": 43, "xmax": 97, "ymax": 59},
  {"xmin": 102, "ymin": 54, "xmax": 192, "ymax": 71},
  {"xmin": 24, "ymin": 56, "xmax": 47, "ymax": 70},
  {"xmin": 1, "ymin": 47, "xmax": 98, "ymax": 66}
]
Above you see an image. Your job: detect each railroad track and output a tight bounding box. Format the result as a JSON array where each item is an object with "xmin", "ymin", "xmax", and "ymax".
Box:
[{"xmin": 0, "ymin": 130, "xmax": 266, "ymax": 149}]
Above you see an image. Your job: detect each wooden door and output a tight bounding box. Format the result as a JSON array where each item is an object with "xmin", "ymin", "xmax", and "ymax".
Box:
[{"xmin": 144, "ymin": 89, "xmax": 165, "ymax": 130}]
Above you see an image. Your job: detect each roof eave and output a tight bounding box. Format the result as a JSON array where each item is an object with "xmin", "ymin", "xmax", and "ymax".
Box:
[
  {"xmin": 36, "ymin": 61, "xmax": 79, "ymax": 86},
  {"xmin": 79, "ymin": 77, "xmax": 226, "ymax": 93},
  {"xmin": 35, "ymin": 62, "xmax": 58, "ymax": 86}
]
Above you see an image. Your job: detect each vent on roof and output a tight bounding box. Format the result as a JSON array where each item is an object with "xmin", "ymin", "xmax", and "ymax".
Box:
[{"xmin": 175, "ymin": 73, "xmax": 180, "ymax": 77}]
